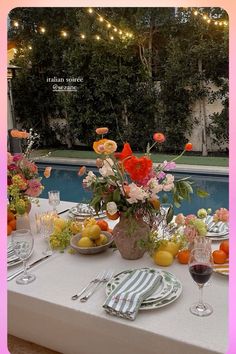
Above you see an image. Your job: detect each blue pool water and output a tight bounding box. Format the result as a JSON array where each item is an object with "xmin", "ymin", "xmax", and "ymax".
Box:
[{"xmin": 38, "ymin": 164, "xmax": 228, "ymax": 215}]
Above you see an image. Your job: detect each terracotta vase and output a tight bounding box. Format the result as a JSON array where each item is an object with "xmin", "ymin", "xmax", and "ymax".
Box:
[{"xmin": 112, "ymin": 213, "xmax": 150, "ymax": 260}]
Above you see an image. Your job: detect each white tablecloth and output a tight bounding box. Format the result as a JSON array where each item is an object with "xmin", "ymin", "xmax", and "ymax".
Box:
[{"xmin": 8, "ymin": 199, "xmax": 228, "ymax": 354}]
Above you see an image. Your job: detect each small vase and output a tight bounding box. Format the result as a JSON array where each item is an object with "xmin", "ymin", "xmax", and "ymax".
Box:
[
  {"xmin": 112, "ymin": 213, "xmax": 150, "ymax": 260},
  {"xmin": 16, "ymin": 213, "xmax": 31, "ymax": 230}
]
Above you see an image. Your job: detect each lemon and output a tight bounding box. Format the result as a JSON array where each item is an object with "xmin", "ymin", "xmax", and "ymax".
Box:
[
  {"xmin": 81, "ymin": 226, "xmax": 92, "ymax": 238},
  {"xmin": 70, "ymin": 221, "xmax": 83, "ymax": 235},
  {"xmin": 54, "ymin": 218, "xmax": 67, "ymax": 231},
  {"xmin": 95, "ymin": 234, "xmax": 108, "ymax": 246},
  {"xmin": 153, "ymin": 250, "xmax": 174, "ymax": 266},
  {"xmin": 158, "ymin": 241, "xmax": 179, "ymax": 257},
  {"xmin": 83, "ymin": 217, "xmax": 97, "ymax": 227},
  {"xmin": 89, "ymin": 225, "xmax": 101, "ymax": 240},
  {"xmin": 77, "ymin": 237, "xmax": 94, "ymax": 248}
]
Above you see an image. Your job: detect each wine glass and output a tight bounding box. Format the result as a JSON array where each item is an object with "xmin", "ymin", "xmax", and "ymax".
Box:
[
  {"xmin": 11, "ymin": 229, "xmax": 35, "ymax": 285},
  {"xmin": 48, "ymin": 190, "xmax": 60, "ymax": 213},
  {"xmin": 40, "ymin": 212, "xmax": 54, "ymax": 256},
  {"xmin": 188, "ymin": 247, "xmax": 214, "ymax": 317}
]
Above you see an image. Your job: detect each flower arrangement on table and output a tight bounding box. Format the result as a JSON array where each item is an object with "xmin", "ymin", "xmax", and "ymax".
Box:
[{"xmin": 80, "ymin": 128, "xmax": 207, "ymax": 260}]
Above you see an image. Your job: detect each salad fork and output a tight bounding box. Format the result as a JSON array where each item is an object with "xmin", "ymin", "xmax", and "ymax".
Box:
[
  {"xmin": 71, "ymin": 271, "xmax": 106, "ymax": 300},
  {"xmin": 80, "ymin": 270, "xmax": 114, "ymax": 303}
]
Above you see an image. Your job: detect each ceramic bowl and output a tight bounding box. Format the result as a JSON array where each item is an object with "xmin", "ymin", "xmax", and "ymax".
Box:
[{"xmin": 70, "ymin": 231, "xmax": 113, "ymax": 255}]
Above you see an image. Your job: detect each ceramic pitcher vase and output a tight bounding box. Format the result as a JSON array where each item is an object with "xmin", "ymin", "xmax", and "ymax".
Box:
[{"xmin": 112, "ymin": 213, "xmax": 150, "ymax": 260}]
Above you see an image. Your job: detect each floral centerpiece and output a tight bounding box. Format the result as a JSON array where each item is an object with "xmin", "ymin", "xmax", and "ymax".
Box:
[
  {"xmin": 7, "ymin": 129, "xmax": 48, "ymax": 217},
  {"xmin": 80, "ymin": 128, "xmax": 205, "ymax": 259}
]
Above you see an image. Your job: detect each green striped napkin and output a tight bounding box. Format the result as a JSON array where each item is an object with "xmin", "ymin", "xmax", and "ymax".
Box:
[
  {"xmin": 103, "ymin": 269, "xmax": 162, "ymax": 320},
  {"xmin": 205, "ymin": 215, "xmax": 228, "ymax": 234}
]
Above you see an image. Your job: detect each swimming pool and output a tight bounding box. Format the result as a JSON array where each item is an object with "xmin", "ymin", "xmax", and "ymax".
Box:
[{"xmin": 38, "ymin": 164, "xmax": 228, "ymax": 215}]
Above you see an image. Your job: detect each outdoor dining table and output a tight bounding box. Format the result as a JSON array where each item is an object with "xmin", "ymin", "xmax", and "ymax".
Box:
[{"xmin": 8, "ymin": 198, "xmax": 228, "ymax": 354}]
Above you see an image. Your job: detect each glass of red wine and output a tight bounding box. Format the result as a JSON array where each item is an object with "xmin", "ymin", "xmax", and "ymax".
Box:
[{"xmin": 188, "ymin": 247, "xmax": 213, "ymax": 317}]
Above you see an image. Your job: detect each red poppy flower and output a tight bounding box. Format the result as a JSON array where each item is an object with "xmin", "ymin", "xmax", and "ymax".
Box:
[
  {"xmin": 185, "ymin": 143, "xmax": 193, "ymax": 151},
  {"xmin": 153, "ymin": 132, "xmax": 166, "ymax": 143},
  {"xmin": 114, "ymin": 143, "xmax": 133, "ymax": 161},
  {"xmin": 124, "ymin": 156, "xmax": 153, "ymax": 182}
]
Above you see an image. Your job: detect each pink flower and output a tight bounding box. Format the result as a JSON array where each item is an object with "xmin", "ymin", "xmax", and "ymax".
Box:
[
  {"xmin": 184, "ymin": 225, "xmax": 198, "ymax": 243},
  {"xmin": 185, "ymin": 214, "xmax": 197, "ymax": 225},
  {"xmin": 175, "ymin": 213, "xmax": 185, "ymax": 225},
  {"xmin": 7, "ymin": 153, "xmax": 13, "ymax": 166},
  {"xmin": 8, "ymin": 164, "xmax": 18, "ymax": 171},
  {"xmin": 13, "ymin": 154, "xmax": 23, "ymax": 162},
  {"xmin": 213, "ymin": 208, "xmax": 229, "ymax": 222},
  {"xmin": 25, "ymin": 179, "xmax": 43, "ymax": 197}
]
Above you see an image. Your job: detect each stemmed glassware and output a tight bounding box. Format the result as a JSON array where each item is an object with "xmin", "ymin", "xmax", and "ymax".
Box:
[
  {"xmin": 11, "ymin": 229, "xmax": 35, "ymax": 285},
  {"xmin": 48, "ymin": 190, "xmax": 60, "ymax": 213},
  {"xmin": 40, "ymin": 212, "xmax": 55, "ymax": 256},
  {"xmin": 188, "ymin": 247, "xmax": 214, "ymax": 317}
]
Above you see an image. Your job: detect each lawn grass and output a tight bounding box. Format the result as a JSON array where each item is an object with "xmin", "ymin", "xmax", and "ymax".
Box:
[{"xmin": 32, "ymin": 149, "xmax": 228, "ymax": 167}]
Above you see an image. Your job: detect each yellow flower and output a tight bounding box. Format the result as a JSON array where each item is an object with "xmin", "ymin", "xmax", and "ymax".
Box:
[
  {"xmin": 93, "ymin": 139, "xmax": 109, "ymax": 154},
  {"xmin": 103, "ymin": 140, "xmax": 117, "ymax": 154}
]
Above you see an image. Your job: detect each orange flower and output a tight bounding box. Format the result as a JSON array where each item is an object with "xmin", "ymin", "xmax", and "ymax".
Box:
[
  {"xmin": 153, "ymin": 132, "xmax": 166, "ymax": 143},
  {"xmin": 95, "ymin": 127, "xmax": 109, "ymax": 135},
  {"xmin": 44, "ymin": 166, "xmax": 52, "ymax": 178},
  {"xmin": 124, "ymin": 156, "xmax": 153, "ymax": 182},
  {"xmin": 115, "ymin": 143, "xmax": 133, "ymax": 161},
  {"xmin": 11, "ymin": 129, "xmax": 29, "ymax": 139},
  {"xmin": 185, "ymin": 142, "xmax": 193, "ymax": 151},
  {"xmin": 103, "ymin": 140, "xmax": 117, "ymax": 154},
  {"xmin": 78, "ymin": 166, "xmax": 86, "ymax": 176},
  {"xmin": 93, "ymin": 139, "xmax": 109, "ymax": 154}
]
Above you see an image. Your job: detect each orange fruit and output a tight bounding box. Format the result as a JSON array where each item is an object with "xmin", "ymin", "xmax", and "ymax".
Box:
[
  {"xmin": 212, "ymin": 250, "xmax": 227, "ymax": 264},
  {"xmin": 177, "ymin": 249, "xmax": 190, "ymax": 264},
  {"xmin": 9, "ymin": 219, "xmax": 16, "ymax": 231},
  {"xmin": 107, "ymin": 228, "xmax": 113, "ymax": 234},
  {"xmin": 106, "ymin": 211, "xmax": 120, "ymax": 220},
  {"xmin": 7, "ymin": 211, "xmax": 15, "ymax": 222},
  {"xmin": 7, "ymin": 224, "xmax": 13, "ymax": 236},
  {"xmin": 219, "ymin": 240, "xmax": 229, "ymax": 256},
  {"xmin": 96, "ymin": 220, "xmax": 109, "ymax": 231}
]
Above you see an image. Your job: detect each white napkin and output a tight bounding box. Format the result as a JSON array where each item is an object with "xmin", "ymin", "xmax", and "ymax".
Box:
[
  {"xmin": 103, "ymin": 269, "xmax": 162, "ymax": 321},
  {"xmin": 205, "ymin": 215, "xmax": 228, "ymax": 234}
]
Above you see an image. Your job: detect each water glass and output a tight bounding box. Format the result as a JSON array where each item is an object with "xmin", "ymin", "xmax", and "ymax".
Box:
[
  {"xmin": 48, "ymin": 190, "xmax": 60, "ymax": 213},
  {"xmin": 194, "ymin": 236, "xmax": 212, "ymax": 252},
  {"xmin": 188, "ymin": 247, "xmax": 213, "ymax": 317},
  {"xmin": 11, "ymin": 229, "xmax": 35, "ymax": 285},
  {"xmin": 40, "ymin": 212, "xmax": 55, "ymax": 256}
]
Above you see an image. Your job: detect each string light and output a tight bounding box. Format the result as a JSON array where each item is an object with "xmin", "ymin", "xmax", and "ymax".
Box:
[
  {"xmin": 107, "ymin": 23, "xmax": 111, "ymax": 28},
  {"xmin": 110, "ymin": 36, "xmax": 114, "ymax": 40},
  {"xmin": 81, "ymin": 34, "xmax": 86, "ymax": 39},
  {"xmin": 88, "ymin": 8, "xmax": 93, "ymax": 14},
  {"xmin": 40, "ymin": 27, "xmax": 46, "ymax": 33},
  {"xmin": 192, "ymin": 8, "xmax": 228, "ymax": 28},
  {"xmin": 95, "ymin": 35, "xmax": 100, "ymax": 40},
  {"xmin": 61, "ymin": 30, "xmax": 68, "ymax": 37},
  {"xmin": 28, "ymin": 45, "xmax": 32, "ymax": 50},
  {"xmin": 98, "ymin": 16, "xmax": 104, "ymax": 22},
  {"xmin": 13, "ymin": 21, "xmax": 19, "ymax": 27},
  {"xmin": 194, "ymin": 11, "xmax": 198, "ymax": 16},
  {"xmin": 113, "ymin": 27, "xmax": 117, "ymax": 32},
  {"xmin": 13, "ymin": 48, "xmax": 17, "ymax": 53}
]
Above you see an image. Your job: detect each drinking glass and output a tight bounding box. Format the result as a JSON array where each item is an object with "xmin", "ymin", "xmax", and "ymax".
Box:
[
  {"xmin": 11, "ymin": 229, "xmax": 35, "ymax": 285},
  {"xmin": 193, "ymin": 236, "xmax": 212, "ymax": 252},
  {"xmin": 40, "ymin": 212, "xmax": 54, "ymax": 256},
  {"xmin": 48, "ymin": 190, "xmax": 60, "ymax": 213},
  {"xmin": 188, "ymin": 247, "xmax": 213, "ymax": 317}
]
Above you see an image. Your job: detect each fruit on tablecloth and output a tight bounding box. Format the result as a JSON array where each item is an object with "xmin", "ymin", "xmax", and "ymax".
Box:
[
  {"xmin": 95, "ymin": 234, "xmax": 108, "ymax": 246},
  {"xmin": 212, "ymin": 250, "xmax": 227, "ymax": 264},
  {"xmin": 8, "ymin": 210, "xmax": 15, "ymax": 222},
  {"xmin": 158, "ymin": 241, "xmax": 179, "ymax": 257},
  {"xmin": 96, "ymin": 220, "xmax": 108, "ymax": 231},
  {"xmin": 177, "ymin": 249, "xmax": 190, "ymax": 264},
  {"xmin": 9, "ymin": 219, "xmax": 16, "ymax": 231},
  {"xmin": 7, "ymin": 209, "xmax": 16, "ymax": 236},
  {"xmin": 153, "ymin": 250, "xmax": 174, "ymax": 266},
  {"xmin": 77, "ymin": 237, "xmax": 94, "ymax": 248},
  {"xmin": 89, "ymin": 225, "xmax": 101, "ymax": 240},
  {"xmin": 219, "ymin": 240, "xmax": 229, "ymax": 256},
  {"xmin": 7, "ymin": 224, "xmax": 13, "ymax": 236}
]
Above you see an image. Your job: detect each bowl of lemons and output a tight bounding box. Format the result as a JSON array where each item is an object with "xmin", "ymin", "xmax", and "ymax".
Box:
[{"xmin": 70, "ymin": 225, "xmax": 113, "ymax": 255}]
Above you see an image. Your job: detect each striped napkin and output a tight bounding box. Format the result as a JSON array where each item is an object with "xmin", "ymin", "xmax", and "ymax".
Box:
[
  {"xmin": 205, "ymin": 215, "xmax": 228, "ymax": 234},
  {"xmin": 103, "ymin": 269, "xmax": 162, "ymax": 321}
]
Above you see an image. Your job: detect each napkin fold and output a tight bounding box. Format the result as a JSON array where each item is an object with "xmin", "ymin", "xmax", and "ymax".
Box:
[
  {"xmin": 103, "ymin": 269, "xmax": 162, "ymax": 321},
  {"xmin": 205, "ymin": 215, "xmax": 228, "ymax": 234}
]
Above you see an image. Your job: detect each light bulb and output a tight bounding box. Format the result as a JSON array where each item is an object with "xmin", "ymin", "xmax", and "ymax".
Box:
[
  {"xmin": 203, "ymin": 15, "xmax": 207, "ymax": 20},
  {"xmin": 107, "ymin": 23, "xmax": 111, "ymax": 28},
  {"xmin": 214, "ymin": 21, "xmax": 218, "ymax": 25},
  {"xmin": 194, "ymin": 11, "xmax": 198, "ymax": 16},
  {"xmin": 28, "ymin": 46, "xmax": 32, "ymax": 50},
  {"xmin": 88, "ymin": 8, "xmax": 93, "ymax": 13},
  {"xmin": 99, "ymin": 16, "xmax": 104, "ymax": 22},
  {"xmin": 114, "ymin": 27, "xmax": 117, "ymax": 32},
  {"xmin": 13, "ymin": 21, "xmax": 19, "ymax": 27},
  {"xmin": 96, "ymin": 35, "xmax": 100, "ymax": 40},
  {"xmin": 207, "ymin": 19, "xmax": 211, "ymax": 23},
  {"xmin": 81, "ymin": 34, "xmax": 85, "ymax": 39},
  {"xmin": 119, "ymin": 30, "xmax": 122, "ymax": 35},
  {"xmin": 219, "ymin": 22, "xmax": 222, "ymax": 26},
  {"xmin": 110, "ymin": 36, "xmax": 114, "ymax": 40},
  {"xmin": 40, "ymin": 27, "xmax": 46, "ymax": 33},
  {"xmin": 61, "ymin": 31, "xmax": 68, "ymax": 37}
]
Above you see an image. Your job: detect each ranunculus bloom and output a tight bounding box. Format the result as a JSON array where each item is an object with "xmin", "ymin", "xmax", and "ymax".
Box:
[
  {"xmin": 43, "ymin": 166, "xmax": 52, "ymax": 178},
  {"xmin": 153, "ymin": 132, "xmax": 166, "ymax": 143},
  {"xmin": 78, "ymin": 166, "xmax": 86, "ymax": 176},
  {"xmin": 13, "ymin": 154, "xmax": 23, "ymax": 162},
  {"xmin": 83, "ymin": 171, "xmax": 96, "ymax": 187},
  {"xmin": 95, "ymin": 127, "xmax": 109, "ymax": 135},
  {"xmin": 124, "ymin": 156, "xmax": 153, "ymax": 182},
  {"xmin": 10, "ymin": 129, "xmax": 29, "ymax": 139},
  {"xmin": 103, "ymin": 140, "xmax": 117, "ymax": 154},
  {"xmin": 7, "ymin": 153, "xmax": 13, "ymax": 166},
  {"xmin": 106, "ymin": 201, "xmax": 118, "ymax": 215},
  {"xmin": 185, "ymin": 214, "xmax": 197, "ymax": 225},
  {"xmin": 213, "ymin": 208, "xmax": 229, "ymax": 222},
  {"xmin": 127, "ymin": 183, "xmax": 148, "ymax": 204},
  {"xmin": 25, "ymin": 179, "xmax": 43, "ymax": 197},
  {"xmin": 96, "ymin": 158, "xmax": 104, "ymax": 168},
  {"xmin": 175, "ymin": 213, "xmax": 185, "ymax": 225},
  {"xmin": 99, "ymin": 158, "xmax": 115, "ymax": 177},
  {"xmin": 185, "ymin": 142, "xmax": 193, "ymax": 151},
  {"xmin": 114, "ymin": 143, "xmax": 133, "ymax": 161},
  {"xmin": 93, "ymin": 139, "xmax": 109, "ymax": 154}
]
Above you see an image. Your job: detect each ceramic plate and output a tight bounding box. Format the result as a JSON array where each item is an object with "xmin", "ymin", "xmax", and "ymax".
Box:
[
  {"xmin": 206, "ymin": 233, "xmax": 229, "ymax": 241},
  {"xmin": 106, "ymin": 268, "xmax": 182, "ymax": 310},
  {"xmin": 213, "ymin": 262, "xmax": 229, "ymax": 276},
  {"xmin": 69, "ymin": 204, "xmax": 106, "ymax": 217}
]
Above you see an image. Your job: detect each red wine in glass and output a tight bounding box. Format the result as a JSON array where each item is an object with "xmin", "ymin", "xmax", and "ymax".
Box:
[{"xmin": 189, "ymin": 264, "xmax": 213, "ymax": 284}]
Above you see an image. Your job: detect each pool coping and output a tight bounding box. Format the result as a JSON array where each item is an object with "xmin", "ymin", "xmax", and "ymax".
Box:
[{"xmin": 33, "ymin": 157, "xmax": 229, "ymax": 176}]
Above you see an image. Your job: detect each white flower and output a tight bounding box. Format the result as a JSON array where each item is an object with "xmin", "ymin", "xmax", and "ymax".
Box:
[
  {"xmin": 99, "ymin": 158, "xmax": 115, "ymax": 177},
  {"xmin": 162, "ymin": 174, "xmax": 175, "ymax": 191},
  {"xmin": 106, "ymin": 201, "xmax": 118, "ymax": 215},
  {"xmin": 165, "ymin": 174, "xmax": 175, "ymax": 183},
  {"xmin": 83, "ymin": 171, "xmax": 96, "ymax": 187},
  {"xmin": 146, "ymin": 178, "xmax": 163, "ymax": 198},
  {"xmin": 163, "ymin": 183, "xmax": 174, "ymax": 192},
  {"xmin": 127, "ymin": 183, "xmax": 148, "ymax": 204}
]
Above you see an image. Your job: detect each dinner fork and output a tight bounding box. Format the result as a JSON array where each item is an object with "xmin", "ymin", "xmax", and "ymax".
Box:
[
  {"xmin": 71, "ymin": 271, "xmax": 106, "ymax": 300},
  {"xmin": 80, "ymin": 270, "xmax": 114, "ymax": 303}
]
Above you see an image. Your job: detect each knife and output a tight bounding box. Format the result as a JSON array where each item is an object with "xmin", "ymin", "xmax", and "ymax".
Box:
[
  {"xmin": 58, "ymin": 209, "xmax": 70, "ymax": 215},
  {"xmin": 7, "ymin": 254, "xmax": 52, "ymax": 281}
]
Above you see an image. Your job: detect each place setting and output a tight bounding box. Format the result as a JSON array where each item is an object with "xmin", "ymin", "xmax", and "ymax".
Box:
[
  {"xmin": 204, "ymin": 215, "xmax": 229, "ymax": 241},
  {"xmin": 68, "ymin": 203, "xmax": 106, "ymax": 220}
]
